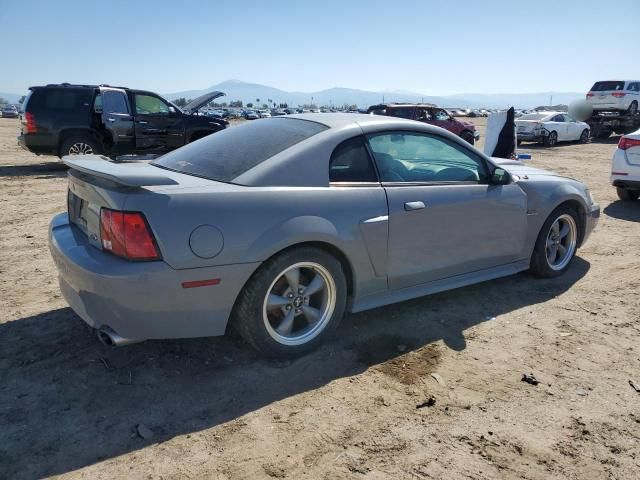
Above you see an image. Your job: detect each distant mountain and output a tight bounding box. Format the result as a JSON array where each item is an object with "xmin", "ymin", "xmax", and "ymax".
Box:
[
  {"xmin": 446, "ymin": 92, "xmax": 584, "ymax": 109},
  {"xmin": 0, "ymin": 92, "xmax": 22, "ymax": 104},
  {"xmin": 166, "ymin": 81, "xmax": 584, "ymax": 109},
  {"xmin": 166, "ymin": 80, "xmax": 479, "ymax": 108},
  {"xmin": 0, "ymin": 81, "xmax": 585, "ymax": 109}
]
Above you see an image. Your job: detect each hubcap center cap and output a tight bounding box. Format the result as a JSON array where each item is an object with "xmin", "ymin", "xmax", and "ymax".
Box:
[{"xmin": 292, "ymin": 296, "xmax": 304, "ymax": 308}]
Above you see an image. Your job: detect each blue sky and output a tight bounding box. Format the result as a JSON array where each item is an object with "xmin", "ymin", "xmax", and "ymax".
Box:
[{"xmin": 0, "ymin": 0, "xmax": 638, "ymax": 95}]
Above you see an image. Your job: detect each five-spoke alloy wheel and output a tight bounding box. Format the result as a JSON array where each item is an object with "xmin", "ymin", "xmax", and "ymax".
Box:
[
  {"xmin": 263, "ymin": 262, "xmax": 337, "ymax": 346},
  {"xmin": 544, "ymin": 214, "xmax": 577, "ymax": 271},
  {"xmin": 530, "ymin": 206, "xmax": 580, "ymax": 277},
  {"xmin": 233, "ymin": 247, "xmax": 347, "ymax": 358}
]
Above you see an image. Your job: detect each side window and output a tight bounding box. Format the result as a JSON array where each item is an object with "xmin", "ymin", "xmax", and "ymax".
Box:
[
  {"xmin": 135, "ymin": 94, "xmax": 170, "ymax": 115},
  {"xmin": 434, "ymin": 109, "xmax": 449, "ymax": 121},
  {"xmin": 103, "ymin": 91, "xmax": 129, "ymax": 114},
  {"xmin": 416, "ymin": 108, "xmax": 432, "ymax": 121},
  {"xmin": 329, "ymin": 136, "xmax": 378, "ymax": 183},
  {"xmin": 563, "ymin": 114, "xmax": 575, "ymax": 122},
  {"xmin": 389, "ymin": 107, "xmax": 415, "ymax": 120},
  {"xmin": 366, "ymin": 132, "xmax": 488, "ymax": 184},
  {"xmin": 43, "ymin": 90, "xmax": 84, "ymax": 110},
  {"xmin": 552, "ymin": 114, "xmax": 564, "ymax": 122}
]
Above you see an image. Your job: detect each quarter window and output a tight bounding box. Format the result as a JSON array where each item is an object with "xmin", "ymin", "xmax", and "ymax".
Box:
[
  {"xmin": 367, "ymin": 132, "xmax": 488, "ymax": 183},
  {"xmin": 135, "ymin": 94, "xmax": 170, "ymax": 115},
  {"xmin": 329, "ymin": 136, "xmax": 378, "ymax": 183}
]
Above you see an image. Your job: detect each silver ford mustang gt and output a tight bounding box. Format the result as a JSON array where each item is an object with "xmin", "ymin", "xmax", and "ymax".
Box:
[{"xmin": 49, "ymin": 114, "xmax": 600, "ymax": 357}]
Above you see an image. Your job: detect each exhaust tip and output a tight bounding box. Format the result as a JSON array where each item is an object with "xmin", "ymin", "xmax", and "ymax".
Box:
[
  {"xmin": 97, "ymin": 327, "xmax": 141, "ymax": 347},
  {"xmin": 97, "ymin": 329, "xmax": 116, "ymax": 347}
]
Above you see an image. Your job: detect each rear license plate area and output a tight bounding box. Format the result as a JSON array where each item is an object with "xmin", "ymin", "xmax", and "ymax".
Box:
[{"xmin": 67, "ymin": 190, "xmax": 88, "ymax": 232}]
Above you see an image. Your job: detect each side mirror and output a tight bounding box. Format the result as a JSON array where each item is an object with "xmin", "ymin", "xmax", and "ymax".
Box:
[{"xmin": 490, "ymin": 167, "xmax": 510, "ymax": 185}]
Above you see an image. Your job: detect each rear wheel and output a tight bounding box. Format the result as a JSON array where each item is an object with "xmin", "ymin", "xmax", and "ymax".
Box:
[
  {"xmin": 530, "ymin": 206, "xmax": 579, "ymax": 278},
  {"xmin": 616, "ymin": 187, "xmax": 640, "ymax": 201},
  {"xmin": 543, "ymin": 131, "xmax": 558, "ymax": 146},
  {"xmin": 232, "ymin": 247, "xmax": 347, "ymax": 358},
  {"xmin": 460, "ymin": 130, "xmax": 475, "ymax": 145},
  {"xmin": 60, "ymin": 136, "xmax": 101, "ymax": 158},
  {"xmin": 579, "ymin": 129, "xmax": 589, "ymax": 143},
  {"xmin": 628, "ymin": 101, "xmax": 638, "ymax": 115},
  {"xmin": 596, "ymin": 129, "xmax": 612, "ymax": 140}
]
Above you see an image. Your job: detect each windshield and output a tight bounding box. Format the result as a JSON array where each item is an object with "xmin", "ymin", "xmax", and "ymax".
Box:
[
  {"xmin": 153, "ymin": 118, "xmax": 328, "ymax": 183},
  {"xmin": 590, "ymin": 81, "xmax": 625, "ymax": 92},
  {"xmin": 519, "ymin": 113, "xmax": 548, "ymax": 120}
]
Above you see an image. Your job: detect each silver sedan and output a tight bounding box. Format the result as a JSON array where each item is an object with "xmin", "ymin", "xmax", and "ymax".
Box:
[{"xmin": 49, "ymin": 114, "xmax": 600, "ymax": 357}]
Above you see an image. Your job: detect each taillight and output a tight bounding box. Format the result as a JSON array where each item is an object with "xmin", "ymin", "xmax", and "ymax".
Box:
[
  {"xmin": 612, "ymin": 92, "xmax": 626, "ymax": 98},
  {"xmin": 586, "ymin": 92, "xmax": 594, "ymax": 98},
  {"xmin": 99, "ymin": 208, "xmax": 161, "ymax": 261},
  {"xmin": 25, "ymin": 112, "xmax": 37, "ymax": 133},
  {"xmin": 618, "ymin": 136, "xmax": 640, "ymax": 150}
]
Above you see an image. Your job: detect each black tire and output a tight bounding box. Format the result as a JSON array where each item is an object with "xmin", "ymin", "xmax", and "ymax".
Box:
[
  {"xmin": 529, "ymin": 205, "xmax": 580, "ymax": 278},
  {"xmin": 543, "ymin": 131, "xmax": 558, "ymax": 147},
  {"xmin": 517, "ymin": 139, "xmax": 523, "ymax": 146},
  {"xmin": 579, "ymin": 129, "xmax": 589, "ymax": 143},
  {"xmin": 596, "ymin": 129, "xmax": 612, "ymax": 140},
  {"xmin": 231, "ymin": 246, "xmax": 347, "ymax": 358},
  {"xmin": 616, "ymin": 187, "xmax": 640, "ymax": 201},
  {"xmin": 59, "ymin": 136, "xmax": 101, "ymax": 158},
  {"xmin": 460, "ymin": 130, "xmax": 475, "ymax": 145},
  {"xmin": 628, "ymin": 101, "xmax": 638, "ymax": 115}
]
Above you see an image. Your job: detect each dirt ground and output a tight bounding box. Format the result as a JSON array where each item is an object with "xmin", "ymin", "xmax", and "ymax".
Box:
[{"xmin": 1, "ymin": 116, "xmax": 639, "ymax": 480}]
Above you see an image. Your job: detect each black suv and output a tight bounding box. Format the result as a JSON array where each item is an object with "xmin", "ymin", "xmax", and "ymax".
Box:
[{"xmin": 19, "ymin": 84, "xmax": 228, "ymax": 158}]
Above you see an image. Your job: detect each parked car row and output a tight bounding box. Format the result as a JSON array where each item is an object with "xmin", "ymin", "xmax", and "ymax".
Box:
[{"xmin": 1, "ymin": 104, "xmax": 19, "ymax": 118}]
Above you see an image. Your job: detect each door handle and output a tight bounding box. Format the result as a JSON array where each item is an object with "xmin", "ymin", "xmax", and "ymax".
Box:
[
  {"xmin": 404, "ymin": 201, "xmax": 426, "ymax": 211},
  {"xmin": 107, "ymin": 117, "xmax": 116, "ymax": 122},
  {"xmin": 137, "ymin": 120, "xmax": 148, "ymax": 125}
]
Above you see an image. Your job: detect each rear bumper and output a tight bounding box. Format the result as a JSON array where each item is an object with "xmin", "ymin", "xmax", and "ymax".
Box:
[
  {"xmin": 49, "ymin": 213, "xmax": 260, "ymax": 341},
  {"xmin": 517, "ymin": 131, "xmax": 544, "ymax": 142}
]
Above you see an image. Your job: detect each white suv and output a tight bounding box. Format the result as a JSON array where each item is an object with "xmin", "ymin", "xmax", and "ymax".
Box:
[
  {"xmin": 586, "ymin": 80, "xmax": 640, "ymax": 115},
  {"xmin": 611, "ymin": 127, "xmax": 640, "ymax": 201}
]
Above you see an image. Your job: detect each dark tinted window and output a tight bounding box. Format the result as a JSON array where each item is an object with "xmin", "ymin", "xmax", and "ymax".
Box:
[
  {"xmin": 590, "ymin": 81, "xmax": 625, "ymax": 91},
  {"xmin": 40, "ymin": 89, "xmax": 91, "ymax": 111},
  {"xmin": 153, "ymin": 118, "xmax": 328, "ymax": 183},
  {"xmin": 367, "ymin": 132, "xmax": 487, "ymax": 183},
  {"xmin": 388, "ymin": 107, "xmax": 415, "ymax": 119},
  {"xmin": 103, "ymin": 91, "xmax": 129, "ymax": 114},
  {"xmin": 329, "ymin": 137, "xmax": 378, "ymax": 183}
]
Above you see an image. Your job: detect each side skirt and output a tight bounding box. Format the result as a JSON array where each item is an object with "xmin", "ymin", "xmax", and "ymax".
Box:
[{"xmin": 351, "ymin": 259, "xmax": 530, "ymax": 313}]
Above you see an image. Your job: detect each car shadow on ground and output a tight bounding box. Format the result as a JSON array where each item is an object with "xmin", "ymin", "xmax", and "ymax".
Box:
[
  {"xmin": 603, "ymin": 200, "xmax": 640, "ymax": 222},
  {"xmin": 0, "ymin": 258, "xmax": 590, "ymax": 479},
  {"xmin": 519, "ymin": 140, "xmax": 591, "ymax": 151},
  {"xmin": 0, "ymin": 162, "xmax": 67, "ymax": 179}
]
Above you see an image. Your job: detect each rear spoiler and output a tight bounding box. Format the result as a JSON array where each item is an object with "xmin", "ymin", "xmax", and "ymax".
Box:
[{"xmin": 63, "ymin": 155, "xmax": 178, "ymax": 187}]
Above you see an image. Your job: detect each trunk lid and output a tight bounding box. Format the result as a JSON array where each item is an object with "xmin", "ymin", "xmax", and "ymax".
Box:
[{"xmin": 63, "ymin": 155, "xmax": 217, "ymax": 252}]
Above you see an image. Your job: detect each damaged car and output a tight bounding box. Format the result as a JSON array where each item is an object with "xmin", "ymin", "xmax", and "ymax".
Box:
[{"xmin": 18, "ymin": 84, "xmax": 227, "ymax": 158}]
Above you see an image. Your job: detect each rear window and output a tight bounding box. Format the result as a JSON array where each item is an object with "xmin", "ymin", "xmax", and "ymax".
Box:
[
  {"xmin": 590, "ymin": 81, "xmax": 625, "ymax": 92},
  {"xmin": 153, "ymin": 118, "xmax": 328, "ymax": 182}
]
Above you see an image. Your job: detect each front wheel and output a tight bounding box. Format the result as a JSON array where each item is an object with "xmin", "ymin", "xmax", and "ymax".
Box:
[
  {"xmin": 543, "ymin": 131, "xmax": 558, "ymax": 147},
  {"xmin": 530, "ymin": 206, "xmax": 579, "ymax": 278},
  {"xmin": 231, "ymin": 247, "xmax": 347, "ymax": 358},
  {"xmin": 460, "ymin": 130, "xmax": 475, "ymax": 145},
  {"xmin": 579, "ymin": 129, "xmax": 589, "ymax": 143},
  {"xmin": 617, "ymin": 187, "xmax": 640, "ymax": 201}
]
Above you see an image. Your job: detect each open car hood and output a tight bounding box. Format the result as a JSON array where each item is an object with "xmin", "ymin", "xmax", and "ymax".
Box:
[{"xmin": 182, "ymin": 91, "xmax": 225, "ymax": 114}]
